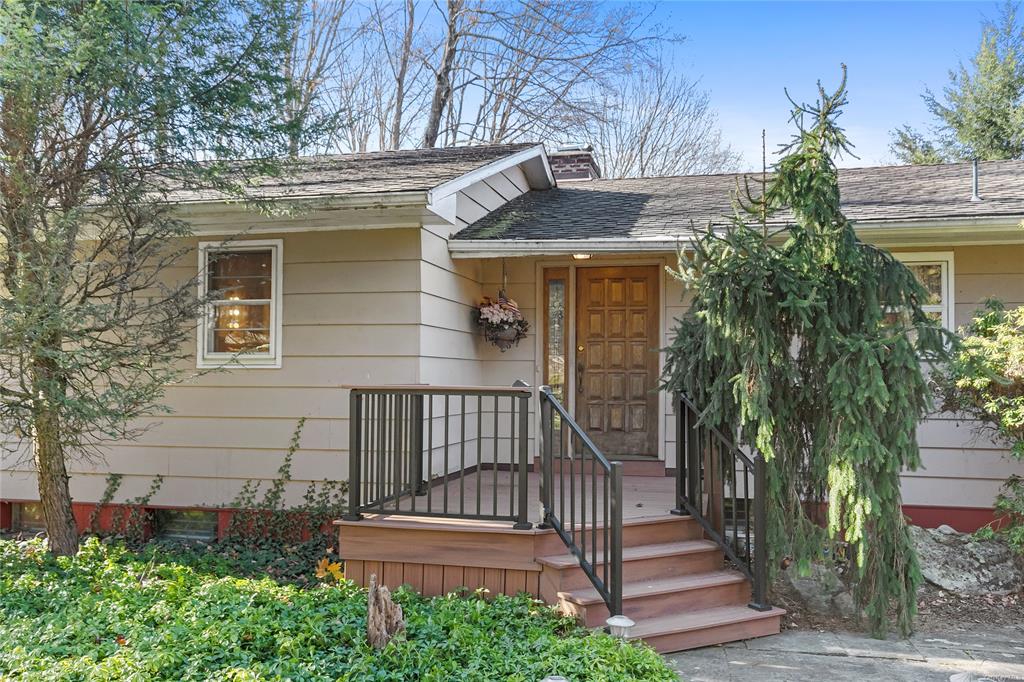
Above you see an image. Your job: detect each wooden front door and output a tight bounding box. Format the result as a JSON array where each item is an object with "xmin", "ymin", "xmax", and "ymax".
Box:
[{"xmin": 575, "ymin": 266, "xmax": 660, "ymax": 457}]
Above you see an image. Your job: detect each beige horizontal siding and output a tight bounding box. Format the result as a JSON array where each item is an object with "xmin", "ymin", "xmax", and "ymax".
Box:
[{"xmin": 3, "ymin": 228, "xmax": 424, "ymax": 507}]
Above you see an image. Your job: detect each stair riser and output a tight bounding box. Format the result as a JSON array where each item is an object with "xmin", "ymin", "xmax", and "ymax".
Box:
[
  {"xmin": 642, "ymin": 613, "xmax": 783, "ymax": 654},
  {"xmin": 622, "ymin": 519, "xmax": 703, "ymax": 546},
  {"xmin": 543, "ymin": 551, "xmax": 721, "ymax": 592},
  {"xmin": 575, "ymin": 580, "xmax": 751, "ymax": 627}
]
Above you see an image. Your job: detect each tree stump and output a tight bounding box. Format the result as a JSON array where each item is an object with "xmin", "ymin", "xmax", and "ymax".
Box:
[{"xmin": 367, "ymin": 573, "xmax": 405, "ymax": 649}]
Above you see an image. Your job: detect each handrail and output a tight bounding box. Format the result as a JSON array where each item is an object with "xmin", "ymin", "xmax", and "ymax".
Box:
[
  {"xmin": 344, "ymin": 383, "xmax": 532, "ymax": 529},
  {"xmin": 674, "ymin": 392, "xmax": 770, "ymax": 611},
  {"xmin": 539, "ymin": 385, "xmax": 623, "ymax": 618}
]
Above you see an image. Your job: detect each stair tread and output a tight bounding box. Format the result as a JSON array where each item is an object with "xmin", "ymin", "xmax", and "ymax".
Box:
[
  {"xmin": 537, "ymin": 540, "xmax": 719, "ymax": 568},
  {"xmin": 628, "ymin": 605, "xmax": 787, "ymax": 639},
  {"xmin": 559, "ymin": 569, "xmax": 747, "ymax": 605}
]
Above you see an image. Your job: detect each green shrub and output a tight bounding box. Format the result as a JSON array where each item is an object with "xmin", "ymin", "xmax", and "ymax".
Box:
[
  {"xmin": 937, "ymin": 300, "xmax": 1024, "ymax": 552},
  {"xmin": 0, "ymin": 538, "xmax": 676, "ymax": 681}
]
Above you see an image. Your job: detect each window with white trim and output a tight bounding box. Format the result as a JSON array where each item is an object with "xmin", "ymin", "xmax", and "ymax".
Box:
[
  {"xmin": 895, "ymin": 252, "xmax": 954, "ymax": 330},
  {"xmin": 197, "ymin": 239, "xmax": 283, "ymax": 368}
]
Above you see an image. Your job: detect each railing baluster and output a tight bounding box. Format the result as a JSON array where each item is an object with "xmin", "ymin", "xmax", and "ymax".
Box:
[
  {"xmin": 377, "ymin": 394, "xmax": 385, "ymax": 512},
  {"xmin": 426, "ymin": 394, "xmax": 434, "ymax": 513},
  {"xmin": 459, "ymin": 395, "xmax": 466, "ymax": 516},
  {"xmin": 673, "ymin": 392, "xmax": 772, "ymax": 614},
  {"xmin": 508, "ymin": 396, "xmax": 516, "ymax": 519},
  {"xmin": 744, "ymin": 460, "xmax": 751, "ymax": 561},
  {"xmin": 443, "ymin": 395, "xmax": 450, "ymax": 515},
  {"xmin": 477, "ymin": 395, "xmax": 483, "ymax": 518},
  {"xmin": 493, "ymin": 396, "xmax": 500, "ymax": 517}
]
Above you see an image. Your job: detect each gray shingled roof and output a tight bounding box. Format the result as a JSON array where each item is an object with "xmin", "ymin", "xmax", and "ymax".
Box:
[
  {"xmin": 453, "ymin": 160, "xmax": 1024, "ymax": 241},
  {"xmin": 171, "ymin": 143, "xmax": 537, "ymax": 202}
]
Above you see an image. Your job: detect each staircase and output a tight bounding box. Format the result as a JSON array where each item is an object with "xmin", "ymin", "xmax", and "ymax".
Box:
[{"xmin": 537, "ymin": 515, "xmax": 785, "ymax": 653}]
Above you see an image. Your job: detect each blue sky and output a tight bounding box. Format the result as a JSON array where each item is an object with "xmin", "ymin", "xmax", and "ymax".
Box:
[{"xmin": 650, "ymin": 1, "xmax": 1004, "ymax": 170}]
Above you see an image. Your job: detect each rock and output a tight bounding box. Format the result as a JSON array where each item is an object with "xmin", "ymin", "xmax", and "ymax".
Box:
[
  {"xmin": 909, "ymin": 525, "xmax": 1024, "ymax": 595},
  {"xmin": 832, "ymin": 590, "xmax": 858, "ymax": 619},
  {"xmin": 782, "ymin": 562, "xmax": 857, "ymax": 617}
]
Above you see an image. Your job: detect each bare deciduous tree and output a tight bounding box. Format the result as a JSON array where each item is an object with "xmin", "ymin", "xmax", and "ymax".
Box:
[
  {"xmin": 584, "ymin": 60, "xmax": 740, "ymax": 178},
  {"xmin": 282, "ymin": 0, "xmax": 359, "ymax": 155}
]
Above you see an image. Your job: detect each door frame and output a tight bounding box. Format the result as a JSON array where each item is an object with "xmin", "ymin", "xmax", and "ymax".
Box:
[{"xmin": 533, "ymin": 255, "xmax": 670, "ymax": 462}]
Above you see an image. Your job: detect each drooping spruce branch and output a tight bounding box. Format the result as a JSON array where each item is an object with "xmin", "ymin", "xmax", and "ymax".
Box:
[{"xmin": 662, "ymin": 67, "xmax": 956, "ymax": 636}]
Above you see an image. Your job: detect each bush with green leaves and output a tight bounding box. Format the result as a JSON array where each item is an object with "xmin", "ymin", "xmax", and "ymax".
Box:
[
  {"xmin": 0, "ymin": 538, "xmax": 675, "ymax": 681},
  {"xmin": 937, "ymin": 299, "xmax": 1024, "ymax": 551}
]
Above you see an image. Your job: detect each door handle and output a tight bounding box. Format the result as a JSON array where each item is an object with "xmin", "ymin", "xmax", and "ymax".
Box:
[{"xmin": 576, "ymin": 344, "xmax": 584, "ymax": 393}]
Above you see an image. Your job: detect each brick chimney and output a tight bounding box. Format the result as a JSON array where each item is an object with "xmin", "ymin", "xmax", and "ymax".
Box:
[{"xmin": 548, "ymin": 144, "xmax": 601, "ymax": 182}]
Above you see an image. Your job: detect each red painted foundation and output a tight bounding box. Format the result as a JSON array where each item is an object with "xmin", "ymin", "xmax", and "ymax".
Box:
[
  {"xmin": 0, "ymin": 499, "xmax": 1004, "ymax": 536},
  {"xmin": 902, "ymin": 505, "xmax": 1003, "ymax": 533}
]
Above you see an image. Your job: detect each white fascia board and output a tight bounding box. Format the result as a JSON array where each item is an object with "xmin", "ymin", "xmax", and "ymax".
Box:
[
  {"xmin": 426, "ymin": 144, "xmax": 552, "ymax": 206},
  {"xmin": 449, "ymin": 238, "xmax": 689, "ymax": 258},
  {"xmin": 449, "ymin": 216, "xmax": 1024, "ymax": 258}
]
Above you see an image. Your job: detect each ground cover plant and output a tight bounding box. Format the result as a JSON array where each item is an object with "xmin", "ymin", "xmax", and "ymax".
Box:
[{"xmin": 0, "ymin": 538, "xmax": 676, "ymax": 681}]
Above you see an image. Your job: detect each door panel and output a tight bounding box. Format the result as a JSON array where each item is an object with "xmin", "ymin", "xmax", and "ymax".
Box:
[{"xmin": 575, "ymin": 266, "xmax": 659, "ymax": 457}]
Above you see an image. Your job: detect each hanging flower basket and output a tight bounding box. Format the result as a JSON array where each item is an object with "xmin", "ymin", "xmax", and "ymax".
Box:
[{"xmin": 475, "ymin": 291, "xmax": 529, "ymax": 351}]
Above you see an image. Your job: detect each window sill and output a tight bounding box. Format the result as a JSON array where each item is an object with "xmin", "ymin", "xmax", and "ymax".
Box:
[{"xmin": 197, "ymin": 356, "xmax": 282, "ymax": 370}]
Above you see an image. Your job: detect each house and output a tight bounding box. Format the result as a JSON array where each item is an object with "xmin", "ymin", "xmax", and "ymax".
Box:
[{"xmin": 1, "ymin": 143, "xmax": 1023, "ymax": 651}]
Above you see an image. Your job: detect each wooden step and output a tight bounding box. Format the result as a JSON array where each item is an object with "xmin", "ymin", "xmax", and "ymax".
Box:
[
  {"xmin": 559, "ymin": 569, "xmax": 750, "ymax": 627},
  {"xmin": 629, "ymin": 605, "xmax": 786, "ymax": 654},
  {"xmin": 537, "ymin": 540, "xmax": 721, "ymax": 591}
]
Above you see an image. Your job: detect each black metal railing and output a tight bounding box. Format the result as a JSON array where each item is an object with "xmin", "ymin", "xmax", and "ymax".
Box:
[
  {"xmin": 674, "ymin": 392, "xmax": 770, "ymax": 611},
  {"xmin": 539, "ymin": 385, "xmax": 623, "ymax": 618},
  {"xmin": 344, "ymin": 383, "xmax": 532, "ymax": 529}
]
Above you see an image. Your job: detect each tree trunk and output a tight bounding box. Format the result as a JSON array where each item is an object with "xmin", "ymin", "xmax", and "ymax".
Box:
[
  {"xmin": 422, "ymin": 0, "xmax": 462, "ymax": 148},
  {"xmin": 388, "ymin": 0, "xmax": 415, "ymax": 150},
  {"xmin": 34, "ymin": 408, "xmax": 79, "ymax": 556}
]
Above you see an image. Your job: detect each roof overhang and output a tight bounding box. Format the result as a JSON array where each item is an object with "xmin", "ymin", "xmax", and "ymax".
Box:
[
  {"xmin": 178, "ymin": 145, "xmax": 554, "ymax": 235},
  {"xmin": 449, "ymin": 215, "xmax": 1024, "ymax": 258},
  {"xmin": 176, "ymin": 191, "xmax": 433, "ymax": 235}
]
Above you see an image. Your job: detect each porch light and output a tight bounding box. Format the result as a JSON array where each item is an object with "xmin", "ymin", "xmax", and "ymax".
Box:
[{"xmin": 572, "ymin": 253, "xmax": 591, "ymax": 260}]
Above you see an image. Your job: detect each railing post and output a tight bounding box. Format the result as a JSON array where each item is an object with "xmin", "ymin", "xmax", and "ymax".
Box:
[
  {"xmin": 411, "ymin": 394, "xmax": 426, "ymax": 495},
  {"xmin": 343, "ymin": 390, "xmax": 363, "ymax": 521},
  {"xmin": 514, "ymin": 389, "xmax": 532, "ymax": 530},
  {"xmin": 538, "ymin": 387, "xmax": 554, "ymax": 528},
  {"xmin": 686, "ymin": 401, "xmax": 701, "ymax": 510},
  {"xmin": 749, "ymin": 455, "xmax": 771, "ymax": 611},
  {"xmin": 609, "ymin": 461, "xmax": 624, "ymax": 618},
  {"xmin": 671, "ymin": 394, "xmax": 685, "ymax": 515}
]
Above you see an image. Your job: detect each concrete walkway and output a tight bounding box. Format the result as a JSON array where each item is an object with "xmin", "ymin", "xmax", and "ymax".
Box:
[{"xmin": 666, "ymin": 626, "xmax": 1024, "ymax": 681}]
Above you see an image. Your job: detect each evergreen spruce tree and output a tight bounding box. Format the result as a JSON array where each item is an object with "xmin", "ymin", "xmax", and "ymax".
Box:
[{"xmin": 662, "ymin": 69, "xmax": 955, "ymax": 636}]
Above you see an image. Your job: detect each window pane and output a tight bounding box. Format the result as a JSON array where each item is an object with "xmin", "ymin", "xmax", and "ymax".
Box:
[
  {"xmin": 212, "ymin": 303, "xmax": 270, "ymax": 353},
  {"xmin": 13, "ymin": 502, "xmax": 45, "ymax": 531},
  {"xmin": 546, "ymin": 278, "xmax": 566, "ymax": 402},
  {"xmin": 211, "ymin": 275, "xmax": 271, "ymax": 300},
  {"xmin": 907, "ymin": 264, "xmax": 942, "ymax": 305},
  {"xmin": 209, "ymin": 251, "xmax": 272, "ymax": 300}
]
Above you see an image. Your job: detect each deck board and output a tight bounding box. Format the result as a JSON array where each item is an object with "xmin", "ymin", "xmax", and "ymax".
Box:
[{"xmin": 387, "ymin": 471, "xmax": 676, "ymax": 523}]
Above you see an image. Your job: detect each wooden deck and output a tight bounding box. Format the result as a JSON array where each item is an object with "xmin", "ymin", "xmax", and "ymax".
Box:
[
  {"xmin": 385, "ymin": 470, "xmax": 678, "ymax": 522},
  {"xmin": 336, "ymin": 468, "xmax": 784, "ymax": 653}
]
